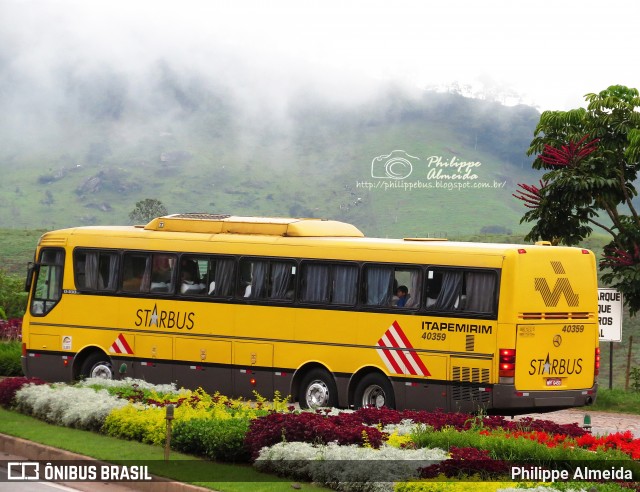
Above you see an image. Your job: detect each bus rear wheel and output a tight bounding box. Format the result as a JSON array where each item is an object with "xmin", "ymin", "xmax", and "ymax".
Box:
[
  {"xmin": 298, "ymin": 369, "xmax": 338, "ymax": 409},
  {"xmin": 80, "ymin": 352, "xmax": 114, "ymax": 380},
  {"xmin": 354, "ymin": 373, "xmax": 395, "ymax": 409}
]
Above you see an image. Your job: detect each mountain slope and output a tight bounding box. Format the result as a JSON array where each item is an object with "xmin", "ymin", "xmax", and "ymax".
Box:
[{"xmin": 0, "ymin": 74, "xmax": 542, "ymax": 237}]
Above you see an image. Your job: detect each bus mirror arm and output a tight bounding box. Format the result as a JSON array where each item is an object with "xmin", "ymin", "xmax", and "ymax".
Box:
[{"xmin": 24, "ymin": 262, "xmax": 39, "ymax": 292}]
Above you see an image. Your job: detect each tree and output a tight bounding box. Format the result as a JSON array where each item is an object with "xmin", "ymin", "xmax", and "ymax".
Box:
[
  {"xmin": 514, "ymin": 85, "xmax": 640, "ymax": 313},
  {"xmin": 129, "ymin": 198, "xmax": 168, "ymax": 224}
]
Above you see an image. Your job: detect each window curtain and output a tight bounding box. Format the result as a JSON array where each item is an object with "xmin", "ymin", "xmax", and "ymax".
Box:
[
  {"xmin": 432, "ymin": 270, "xmax": 463, "ymax": 310},
  {"xmin": 84, "ymin": 252, "xmax": 98, "ymax": 290},
  {"xmin": 366, "ymin": 267, "xmax": 393, "ymax": 306},
  {"xmin": 102, "ymin": 254, "xmax": 119, "ymax": 291},
  {"xmin": 332, "ymin": 265, "xmax": 357, "ymax": 304},
  {"xmin": 465, "ymin": 271, "xmax": 496, "ymax": 312},
  {"xmin": 302, "ymin": 264, "xmax": 330, "ymax": 302},
  {"xmin": 214, "ymin": 258, "xmax": 235, "ymax": 296},
  {"xmin": 270, "ymin": 262, "xmax": 292, "ymax": 299},
  {"xmin": 249, "ymin": 261, "xmax": 268, "ymax": 298},
  {"xmin": 140, "ymin": 256, "xmax": 152, "ymax": 292},
  {"xmin": 405, "ymin": 270, "xmax": 421, "ymax": 308}
]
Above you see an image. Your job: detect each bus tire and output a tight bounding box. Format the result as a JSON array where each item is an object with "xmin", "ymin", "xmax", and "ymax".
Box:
[
  {"xmin": 80, "ymin": 352, "xmax": 114, "ymax": 380},
  {"xmin": 298, "ymin": 369, "xmax": 338, "ymax": 409},
  {"xmin": 354, "ymin": 373, "xmax": 395, "ymax": 409}
]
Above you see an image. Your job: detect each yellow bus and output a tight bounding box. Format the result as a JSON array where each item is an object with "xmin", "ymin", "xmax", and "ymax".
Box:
[{"xmin": 22, "ymin": 214, "xmax": 599, "ymax": 414}]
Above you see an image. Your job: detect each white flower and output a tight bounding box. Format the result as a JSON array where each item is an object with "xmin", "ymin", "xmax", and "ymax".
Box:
[
  {"xmin": 78, "ymin": 377, "xmax": 188, "ymax": 395},
  {"xmin": 255, "ymin": 441, "xmax": 448, "ymax": 492},
  {"xmin": 14, "ymin": 384, "xmax": 127, "ymax": 431}
]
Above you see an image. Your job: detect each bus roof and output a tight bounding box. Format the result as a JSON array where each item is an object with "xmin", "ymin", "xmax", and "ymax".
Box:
[
  {"xmin": 143, "ymin": 214, "xmax": 365, "ymax": 237},
  {"xmin": 38, "ymin": 214, "xmax": 588, "ymax": 259}
]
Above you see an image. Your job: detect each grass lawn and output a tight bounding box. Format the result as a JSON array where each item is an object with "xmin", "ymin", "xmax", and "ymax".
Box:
[
  {"xmin": 590, "ymin": 388, "xmax": 640, "ymax": 414},
  {"xmin": 0, "ymin": 408, "xmax": 326, "ymax": 492}
]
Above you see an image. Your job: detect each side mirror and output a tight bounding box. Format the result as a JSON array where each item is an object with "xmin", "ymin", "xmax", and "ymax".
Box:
[{"xmin": 24, "ymin": 262, "xmax": 39, "ymax": 292}]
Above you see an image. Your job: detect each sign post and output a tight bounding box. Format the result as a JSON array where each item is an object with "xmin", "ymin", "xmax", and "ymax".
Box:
[{"xmin": 598, "ymin": 288, "xmax": 623, "ymax": 390}]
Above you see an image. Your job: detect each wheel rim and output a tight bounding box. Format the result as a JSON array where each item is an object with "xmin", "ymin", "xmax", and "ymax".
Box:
[
  {"xmin": 90, "ymin": 363, "xmax": 113, "ymax": 379},
  {"xmin": 305, "ymin": 380, "xmax": 331, "ymax": 407},
  {"xmin": 361, "ymin": 384, "xmax": 386, "ymax": 408}
]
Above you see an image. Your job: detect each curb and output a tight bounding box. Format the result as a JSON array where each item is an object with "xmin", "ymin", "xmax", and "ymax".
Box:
[{"xmin": 0, "ymin": 433, "xmax": 213, "ymax": 492}]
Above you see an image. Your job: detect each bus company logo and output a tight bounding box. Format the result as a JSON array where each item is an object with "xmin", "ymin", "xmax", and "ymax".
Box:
[
  {"xmin": 534, "ymin": 262, "xmax": 579, "ymax": 307},
  {"xmin": 553, "ymin": 335, "xmax": 562, "ymax": 347},
  {"xmin": 135, "ymin": 304, "xmax": 195, "ymax": 330},
  {"xmin": 109, "ymin": 334, "xmax": 134, "ymax": 355},
  {"xmin": 529, "ymin": 353, "xmax": 583, "ymax": 376},
  {"xmin": 371, "ymin": 150, "xmax": 419, "ymax": 180},
  {"xmin": 376, "ymin": 321, "xmax": 431, "ymax": 376}
]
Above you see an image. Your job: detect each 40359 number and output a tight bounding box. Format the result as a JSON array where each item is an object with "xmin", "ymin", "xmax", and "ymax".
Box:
[
  {"xmin": 562, "ymin": 325, "xmax": 584, "ymax": 333},
  {"xmin": 421, "ymin": 332, "xmax": 447, "ymax": 341}
]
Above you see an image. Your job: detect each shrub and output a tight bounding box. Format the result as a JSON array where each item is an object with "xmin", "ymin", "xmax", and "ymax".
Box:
[
  {"xmin": 173, "ymin": 417, "xmax": 251, "ymax": 462},
  {"xmin": 255, "ymin": 441, "xmax": 448, "ymax": 490},
  {"xmin": 14, "ymin": 384, "xmax": 127, "ymax": 431},
  {"xmin": 102, "ymin": 405, "xmax": 167, "ymax": 445},
  {"xmin": 419, "ymin": 446, "xmax": 510, "ymax": 480},
  {"xmin": 0, "ymin": 376, "xmax": 46, "ymax": 407},
  {"xmin": 0, "ymin": 270, "xmax": 28, "ymax": 319},
  {"xmin": 245, "ymin": 411, "xmax": 387, "ymax": 460},
  {"xmin": 0, "ymin": 318, "xmax": 22, "ymax": 340},
  {"xmin": 0, "ymin": 341, "xmax": 22, "ymax": 376}
]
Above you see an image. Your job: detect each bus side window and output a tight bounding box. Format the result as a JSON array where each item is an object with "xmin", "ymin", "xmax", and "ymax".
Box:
[
  {"xmin": 269, "ymin": 261, "xmax": 295, "ymax": 300},
  {"xmin": 464, "ymin": 270, "xmax": 497, "ymax": 312},
  {"xmin": 74, "ymin": 250, "xmax": 119, "ymax": 292},
  {"xmin": 122, "ymin": 254, "xmax": 150, "ymax": 292},
  {"xmin": 150, "ymin": 254, "xmax": 176, "ymax": 293},
  {"xmin": 30, "ymin": 248, "xmax": 65, "ymax": 316},
  {"xmin": 425, "ymin": 268, "xmax": 497, "ymax": 314},
  {"xmin": 425, "ymin": 269, "xmax": 462, "ymax": 310},
  {"xmin": 179, "ymin": 256, "xmax": 207, "ymax": 295},
  {"xmin": 300, "ymin": 262, "xmax": 358, "ymax": 305},
  {"xmin": 363, "ymin": 265, "xmax": 394, "ymax": 306},
  {"xmin": 238, "ymin": 258, "xmax": 295, "ymax": 301},
  {"xmin": 392, "ymin": 268, "xmax": 421, "ymax": 308}
]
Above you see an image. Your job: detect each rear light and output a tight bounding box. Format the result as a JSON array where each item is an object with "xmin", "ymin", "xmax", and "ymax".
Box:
[
  {"xmin": 594, "ymin": 347, "xmax": 600, "ymax": 376},
  {"xmin": 21, "ymin": 343, "xmax": 26, "ymax": 357},
  {"xmin": 517, "ymin": 249, "xmax": 527, "ymax": 254},
  {"xmin": 582, "ymin": 249, "xmax": 590, "ymax": 254},
  {"xmin": 499, "ymin": 348, "xmax": 516, "ymax": 377}
]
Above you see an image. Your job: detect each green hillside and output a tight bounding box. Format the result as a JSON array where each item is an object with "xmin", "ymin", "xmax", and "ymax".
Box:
[{"xmin": 0, "ymin": 83, "xmax": 541, "ymax": 237}]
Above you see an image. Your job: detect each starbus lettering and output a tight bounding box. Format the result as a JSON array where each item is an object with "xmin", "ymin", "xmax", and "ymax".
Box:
[
  {"xmin": 528, "ymin": 353, "xmax": 583, "ymax": 375},
  {"xmin": 135, "ymin": 304, "xmax": 195, "ymax": 330},
  {"xmin": 422, "ymin": 321, "xmax": 492, "ymax": 334}
]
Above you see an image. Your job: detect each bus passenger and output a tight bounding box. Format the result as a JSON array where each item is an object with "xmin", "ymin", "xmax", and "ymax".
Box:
[
  {"xmin": 395, "ymin": 285, "xmax": 410, "ymax": 307},
  {"xmin": 180, "ymin": 260, "xmax": 205, "ymax": 294}
]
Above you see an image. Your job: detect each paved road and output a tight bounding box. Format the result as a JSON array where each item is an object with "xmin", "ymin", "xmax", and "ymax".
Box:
[{"xmin": 511, "ymin": 408, "xmax": 640, "ymax": 437}]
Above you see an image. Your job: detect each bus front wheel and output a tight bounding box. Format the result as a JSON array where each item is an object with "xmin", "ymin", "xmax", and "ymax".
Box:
[
  {"xmin": 298, "ymin": 369, "xmax": 338, "ymax": 409},
  {"xmin": 80, "ymin": 352, "xmax": 114, "ymax": 380},
  {"xmin": 354, "ymin": 373, "xmax": 395, "ymax": 409}
]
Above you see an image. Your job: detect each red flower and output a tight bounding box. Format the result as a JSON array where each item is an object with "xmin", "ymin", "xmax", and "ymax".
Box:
[
  {"xmin": 601, "ymin": 244, "xmax": 640, "ymax": 268},
  {"xmin": 538, "ymin": 135, "xmax": 599, "ymax": 168},
  {"xmin": 513, "ymin": 180, "xmax": 547, "ymax": 209}
]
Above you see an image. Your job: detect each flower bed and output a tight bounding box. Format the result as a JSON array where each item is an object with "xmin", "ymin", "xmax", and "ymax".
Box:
[
  {"xmin": 1, "ymin": 376, "xmax": 638, "ymax": 492},
  {"xmin": 0, "ymin": 318, "xmax": 22, "ymax": 341}
]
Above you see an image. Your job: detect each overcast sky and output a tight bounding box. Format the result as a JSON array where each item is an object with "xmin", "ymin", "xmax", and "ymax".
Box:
[{"xmin": 2, "ymin": 0, "xmax": 639, "ymax": 112}]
